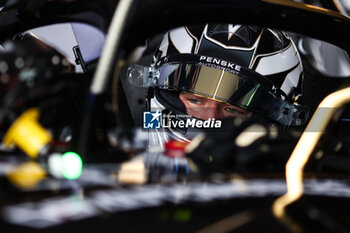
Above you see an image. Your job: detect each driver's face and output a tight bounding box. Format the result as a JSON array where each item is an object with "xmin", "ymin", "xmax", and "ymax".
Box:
[{"xmin": 179, "ymin": 93, "xmax": 252, "ymax": 120}]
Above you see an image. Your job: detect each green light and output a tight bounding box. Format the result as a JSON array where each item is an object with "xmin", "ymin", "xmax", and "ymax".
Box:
[
  {"xmin": 173, "ymin": 209, "xmax": 191, "ymax": 222},
  {"xmin": 61, "ymin": 152, "xmax": 83, "ymax": 180}
]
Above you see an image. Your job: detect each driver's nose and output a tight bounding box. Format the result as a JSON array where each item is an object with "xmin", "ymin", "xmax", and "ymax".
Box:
[{"xmin": 202, "ymin": 101, "xmax": 222, "ymax": 120}]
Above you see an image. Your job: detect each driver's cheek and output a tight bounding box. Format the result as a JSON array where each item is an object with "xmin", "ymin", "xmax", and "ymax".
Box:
[{"xmin": 222, "ymin": 109, "xmax": 253, "ymax": 118}]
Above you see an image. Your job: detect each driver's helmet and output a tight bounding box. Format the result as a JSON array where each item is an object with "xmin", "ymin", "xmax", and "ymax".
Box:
[{"xmin": 128, "ymin": 24, "xmax": 309, "ymax": 127}]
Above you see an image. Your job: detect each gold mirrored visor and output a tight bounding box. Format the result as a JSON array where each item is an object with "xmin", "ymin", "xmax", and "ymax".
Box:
[
  {"xmin": 158, "ymin": 63, "xmax": 260, "ymax": 105},
  {"xmin": 155, "ymin": 55, "xmax": 308, "ymax": 126}
]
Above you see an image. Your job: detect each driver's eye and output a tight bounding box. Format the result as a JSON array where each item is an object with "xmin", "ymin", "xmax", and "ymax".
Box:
[
  {"xmin": 225, "ymin": 108, "xmax": 239, "ymax": 114},
  {"xmin": 188, "ymin": 99, "xmax": 202, "ymax": 104}
]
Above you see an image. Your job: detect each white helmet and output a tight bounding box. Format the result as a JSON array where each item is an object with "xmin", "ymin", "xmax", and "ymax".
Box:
[{"xmin": 128, "ymin": 24, "xmax": 309, "ymax": 126}]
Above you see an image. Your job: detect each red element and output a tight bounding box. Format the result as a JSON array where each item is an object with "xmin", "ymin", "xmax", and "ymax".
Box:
[
  {"xmin": 164, "ymin": 140, "xmax": 189, "ymax": 158},
  {"xmin": 50, "ymin": 140, "xmax": 70, "ymax": 147}
]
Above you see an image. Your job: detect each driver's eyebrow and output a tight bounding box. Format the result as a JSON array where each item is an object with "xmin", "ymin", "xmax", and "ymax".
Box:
[
  {"xmin": 220, "ymin": 102, "xmax": 251, "ymax": 114},
  {"xmin": 191, "ymin": 95, "xmax": 207, "ymax": 101},
  {"xmin": 182, "ymin": 93, "xmax": 206, "ymax": 101}
]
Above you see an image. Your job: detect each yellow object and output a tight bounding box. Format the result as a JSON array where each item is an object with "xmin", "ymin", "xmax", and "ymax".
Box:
[
  {"xmin": 6, "ymin": 161, "xmax": 46, "ymax": 189},
  {"xmin": 273, "ymin": 87, "xmax": 350, "ymax": 218},
  {"xmin": 3, "ymin": 108, "xmax": 52, "ymax": 158},
  {"xmin": 118, "ymin": 158, "xmax": 147, "ymax": 184}
]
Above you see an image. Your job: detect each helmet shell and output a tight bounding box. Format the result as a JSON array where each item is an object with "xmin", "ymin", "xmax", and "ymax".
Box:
[{"xmin": 157, "ymin": 24, "xmax": 303, "ymax": 97}]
